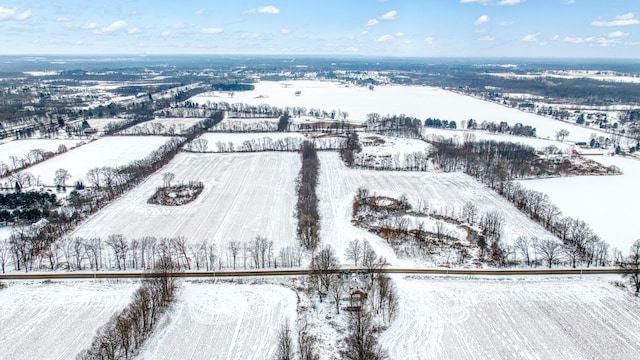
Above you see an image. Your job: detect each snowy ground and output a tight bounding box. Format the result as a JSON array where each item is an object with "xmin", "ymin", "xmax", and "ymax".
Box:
[
  {"xmin": 519, "ymin": 155, "xmax": 640, "ymax": 253},
  {"xmin": 0, "ymin": 138, "xmax": 86, "ymax": 166},
  {"xmin": 85, "ymin": 118, "xmax": 124, "ymax": 132},
  {"xmin": 381, "ymin": 276, "xmax": 640, "ymax": 360},
  {"xmin": 360, "ymin": 134, "xmax": 432, "ymax": 157},
  {"xmin": 16, "ymin": 136, "xmax": 175, "ymax": 187},
  {"xmin": 137, "ymin": 282, "xmax": 296, "ymax": 360},
  {"xmin": 0, "ymin": 226, "xmax": 11, "ymax": 242},
  {"xmin": 190, "ymin": 80, "xmax": 609, "ymax": 142},
  {"xmin": 0, "ymin": 280, "xmax": 138, "ymax": 360},
  {"xmin": 71, "ymin": 152, "xmax": 299, "ymax": 250},
  {"xmin": 317, "ymin": 152, "xmax": 554, "ymax": 265}
]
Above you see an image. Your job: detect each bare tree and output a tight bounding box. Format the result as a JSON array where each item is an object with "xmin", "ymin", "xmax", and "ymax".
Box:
[
  {"xmin": 535, "ymin": 238, "xmax": 562, "ymax": 268},
  {"xmin": 162, "ymin": 172, "xmax": 175, "ymax": 188},
  {"xmin": 461, "ymin": 201, "xmax": 478, "ymax": 225},
  {"xmin": 345, "ymin": 239, "xmax": 363, "ymax": 266},
  {"xmin": 555, "ymin": 129, "xmax": 570, "ymax": 142},
  {"xmin": 228, "ymin": 241, "xmax": 240, "ymax": 270},
  {"xmin": 514, "ymin": 236, "xmax": 531, "ymax": 266},
  {"xmin": 298, "ymin": 317, "xmax": 320, "ymax": 360},
  {"xmin": 0, "ymin": 239, "xmax": 9, "ymax": 273},
  {"xmin": 191, "ymin": 138, "xmax": 209, "ymax": 152},
  {"xmin": 106, "ymin": 234, "xmax": 128, "ymax": 270},
  {"xmin": 342, "ymin": 309, "xmax": 389, "ymax": 360},
  {"xmin": 86, "ymin": 168, "xmax": 101, "ymax": 188},
  {"xmin": 310, "ymin": 245, "xmax": 339, "ymax": 300},
  {"xmin": 275, "ymin": 321, "xmax": 295, "ymax": 360},
  {"xmin": 620, "ymin": 240, "xmax": 640, "ymax": 294},
  {"xmin": 54, "ymin": 168, "xmax": 72, "ymax": 188},
  {"xmin": 330, "ymin": 274, "xmax": 346, "ymax": 314}
]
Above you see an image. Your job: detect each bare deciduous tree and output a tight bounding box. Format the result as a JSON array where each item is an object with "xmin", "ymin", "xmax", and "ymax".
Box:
[
  {"xmin": 345, "ymin": 239, "xmax": 363, "ymax": 267},
  {"xmin": 275, "ymin": 321, "xmax": 295, "ymax": 360},
  {"xmin": 620, "ymin": 240, "xmax": 640, "ymax": 294}
]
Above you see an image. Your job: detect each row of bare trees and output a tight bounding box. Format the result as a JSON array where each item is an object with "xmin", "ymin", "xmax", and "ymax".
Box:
[
  {"xmin": 297, "ymin": 141, "xmax": 320, "ymax": 250},
  {"xmin": 0, "ymin": 143, "xmax": 69, "ymax": 178},
  {"xmin": 1, "ymin": 232, "xmax": 304, "ymax": 273},
  {"xmin": 186, "ymin": 136, "xmax": 345, "ymax": 154},
  {"xmin": 495, "ymin": 181, "xmax": 612, "ymax": 268},
  {"xmin": 77, "ymin": 257, "xmax": 178, "ymax": 360}
]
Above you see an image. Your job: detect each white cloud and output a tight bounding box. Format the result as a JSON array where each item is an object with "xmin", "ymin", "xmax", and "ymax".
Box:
[
  {"xmin": 245, "ymin": 5, "xmax": 280, "ymax": 15},
  {"xmin": 499, "ymin": 0, "xmax": 523, "ymax": 5},
  {"xmin": 200, "ymin": 27, "xmax": 223, "ymax": 34},
  {"xmin": 395, "ymin": 32, "xmax": 405, "ymax": 37},
  {"xmin": 127, "ymin": 28, "xmax": 141, "ymax": 34},
  {"xmin": 403, "ymin": 40, "xmax": 413, "ymax": 44},
  {"xmin": 551, "ymin": 35, "xmax": 560, "ymax": 41},
  {"xmin": 608, "ymin": 30, "xmax": 629, "ymax": 38},
  {"xmin": 380, "ymin": 10, "xmax": 398, "ymax": 20},
  {"xmin": 345, "ymin": 46, "xmax": 360, "ymax": 52},
  {"xmin": 564, "ymin": 36, "xmax": 595, "ymax": 43},
  {"xmin": 499, "ymin": 21, "xmax": 514, "ymax": 26},
  {"xmin": 460, "ymin": 0, "xmax": 491, "ymax": 4},
  {"xmin": 592, "ymin": 13, "xmax": 639, "ymax": 27},
  {"xmin": 173, "ymin": 22, "xmax": 187, "ymax": 29},
  {"xmin": 0, "ymin": 7, "xmax": 31, "ymax": 21},
  {"xmin": 361, "ymin": 29, "xmax": 369, "ymax": 35},
  {"xmin": 280, "ymin": 28, "xmax": 291, "ymax": 34},
  {"xmin": 93, "ymin": 20, "xmax": 127, "ymax": 34},
  {"xmin": 241, "ymin": 32, "xmax": 264, "ymax": 39},
  {"xmin": 195, "ymin": 8, "xmax": 205, "ymax": 16},
  {"xmin": 161, "ymin": 31, "xmax": 175, "ymax": 37},
  {"xmin": 83, "ymin": 22, "xmax": 98, "ymax": 30},
  {"xmin": 565, "ymin": 0, "xmax": 575, "ymax": 4},
  {"xmin": 521, "ymin": 32, "xmax": 540, "ymax": 42},
  {"xmin": 475, "ymin": 15, "xmax": 489, "ymax": 25},
  {"xmin": 423, "ymin": 37, "xmax": 434, "ymax": 44},
  {"xmin": 377, "ymin": 34, "xmax": 394, "ymax": 42},
  {"xmin": 367, "ymin": 19, "xmax": 379, "ymax": 26},
  {"xmin": 479, "ymin": 35, "xmax": 494, "ymax": 41},
  {"xmin": 56, "ymin": 16, "xmax": 70, "ymax": 22}
]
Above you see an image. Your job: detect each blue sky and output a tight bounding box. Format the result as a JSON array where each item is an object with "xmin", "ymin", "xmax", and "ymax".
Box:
[{"xmin": 1, "ymin": 0, "xmax": 639, "ymax": 57}]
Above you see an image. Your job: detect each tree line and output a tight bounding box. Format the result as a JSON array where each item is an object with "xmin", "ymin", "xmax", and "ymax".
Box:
[
  {"xmin": 184, "ymin": 136, "xmax": 345, "ymax": 154},
  {"xmin": 0, "ymin": 143, "xmax": 71, "ymax": 179},
  {"xmin": 0, "ymin": 233, "xmax": 305, "ymax": 274},
  {"xmin": 296, "ymin": 141, "xmax": 321, "ymax": 251},
  {"xmin": 77, "ymin": 257, "xmax": 178, "ymax": 360}
]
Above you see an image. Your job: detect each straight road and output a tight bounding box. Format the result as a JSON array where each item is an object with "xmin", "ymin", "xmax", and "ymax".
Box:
[{"xmin": 0, "ymin": 267, "xmax": 631, "ymax": 280}]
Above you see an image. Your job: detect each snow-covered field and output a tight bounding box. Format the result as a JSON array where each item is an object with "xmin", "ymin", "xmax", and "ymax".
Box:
[
  {"xmin": 85, "ymin": 118, "xmax": 124, "ymax": 132},
  {"xmin": 19, "ymin": 136, "xmax": 175, "ymax": 186},
  {"xmin": 0, "ymin": 280, "xmax": 138, "ymax": 360},
  {"xmin": 0, "ymin": 138, "xmax": 85, "ymax": 166},
  {"xmin": 71, "ymin": 152, "xmax": 299, "ymax": 250},
  {"xmin": 317, "ymin": 152, "xmax": 554, "ymax": 265},
  {"xmin": 520, "ymin": 155, "xmax": 640, "ymax": 252},
  {"xmin": 381, "ymin": 276, "xmax": 640, "ymax": 359},
  {"xmin": 138, "ymin": 283, "xmax": 296, "ymax": 360},
  {"xmin": 190, "ymin": 80, "xmax": 608, "ymax": 142},
  {"xmin": 360, "ymin": 134, "xmax": 432, "ymax": 157}
]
